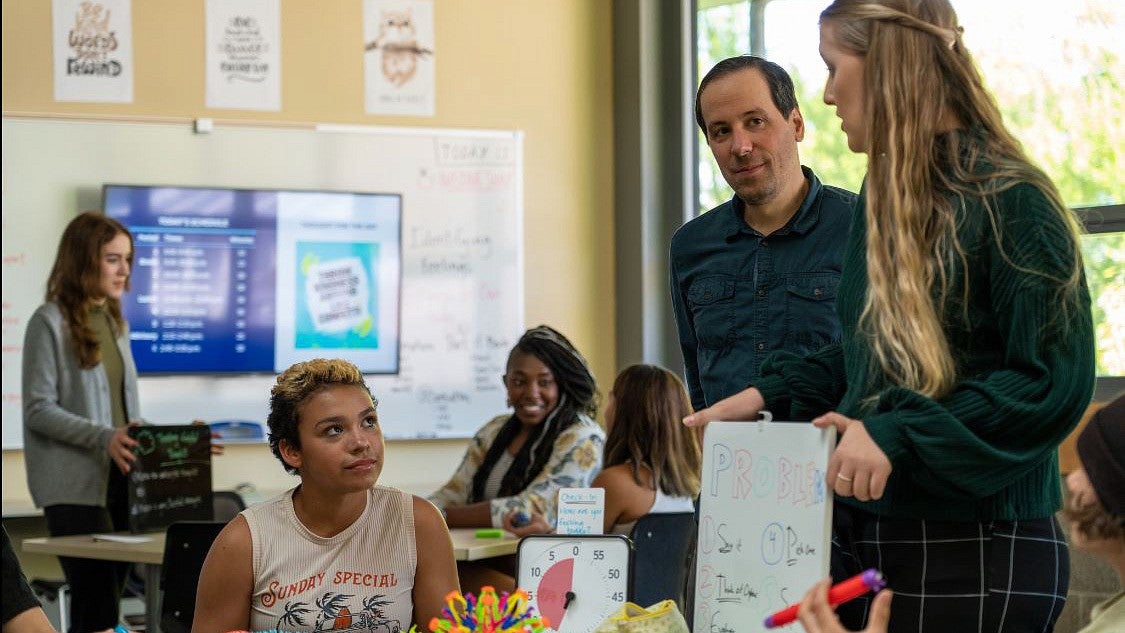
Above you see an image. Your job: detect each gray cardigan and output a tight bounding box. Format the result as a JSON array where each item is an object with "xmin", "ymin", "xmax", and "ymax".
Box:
[{"xmin": 22, "ymin": 301, "xmax": 142, "ymax": 508}]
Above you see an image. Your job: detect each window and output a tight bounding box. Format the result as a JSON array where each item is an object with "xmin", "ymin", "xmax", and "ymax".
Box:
[
  {"xmin": 695, "ymin": 0, "xmax": 1124, "ymax": 393},
  {"xmin": 1077, "ymin": 211, "xmax": 1125, "ymax": 390}
]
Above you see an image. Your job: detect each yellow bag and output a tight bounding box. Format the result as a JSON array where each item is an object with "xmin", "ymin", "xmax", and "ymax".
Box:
[{"xmin": 593, "ymin": 600, "xmax": 690, "ymax": 633}]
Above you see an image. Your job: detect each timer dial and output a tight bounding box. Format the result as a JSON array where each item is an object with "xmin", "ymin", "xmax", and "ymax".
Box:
[{"xmin": 516, "ymin": 534, "xmax": 633, "ymax": 633}]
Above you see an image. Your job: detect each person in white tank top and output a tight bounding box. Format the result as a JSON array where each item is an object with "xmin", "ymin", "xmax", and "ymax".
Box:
[
  {"xmin": 516, "ymin": 365, "xmax": 703, "ymax": 536},
  {"xmin": 595, "ymin": 365, "xmax": 701, "ymax": 534},
  {"xmin": 193, "ymin": 359, "xmax": 458, "ymax": 633}
]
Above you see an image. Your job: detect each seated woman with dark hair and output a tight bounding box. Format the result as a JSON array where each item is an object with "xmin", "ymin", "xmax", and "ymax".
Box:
[
  {"xmin": 428, "ymin": 325, "xmax": 605, "ymax": 532},
  {"xmin": 193, "ymin": 359, "xmax": 458, "ymax": 633}
]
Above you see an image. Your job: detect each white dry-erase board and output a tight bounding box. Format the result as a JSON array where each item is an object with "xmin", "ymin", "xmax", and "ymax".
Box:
[
  {"xmin": 0, "ymin": 116, "xmax": 524, "ymax": 448},
  {"xmin": 693, "ymin": 416, "xmax": 835, "ymax": 633}
]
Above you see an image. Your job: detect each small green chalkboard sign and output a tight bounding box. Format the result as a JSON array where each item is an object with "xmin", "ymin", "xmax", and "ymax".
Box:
[{"xmin": 127, "ymin": 425, "xmax": 213, "ymax": 533}]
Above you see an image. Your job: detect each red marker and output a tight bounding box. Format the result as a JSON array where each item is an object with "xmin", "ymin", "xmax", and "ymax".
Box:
[{"xmin": 763, "ymin": 569, "xmax": 887, "ymax": 628}]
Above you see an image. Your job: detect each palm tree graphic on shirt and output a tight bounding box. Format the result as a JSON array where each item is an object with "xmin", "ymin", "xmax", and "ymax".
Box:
[
  {"xmin": 278, "ymin": 601, "xmax": 312, "ymax": 629},
  {"xmin": 273, "ymin": 591, "xmax": 401, "ymax": 633}
]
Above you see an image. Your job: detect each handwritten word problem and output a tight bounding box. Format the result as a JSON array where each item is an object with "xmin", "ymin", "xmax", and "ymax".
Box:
[{"xmin": 694, "ymin": 422, "xmax": 834, "ymax": 632}]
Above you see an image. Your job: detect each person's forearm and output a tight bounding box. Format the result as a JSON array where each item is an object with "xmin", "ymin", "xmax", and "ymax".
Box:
[
  {"xmin": 443, "ymin": 501, "xmax": 494, "ymax": 528},
  {"xmin": 2, "ymin": 607, "xmax": 55, "ymax": 633},
  {"xmin": 713, "ymin": 387, "xmax": 766, "ymax": 420},
  {"xmin": 685, "ymin": 387, "xmax": 765, "ymax": 427}
]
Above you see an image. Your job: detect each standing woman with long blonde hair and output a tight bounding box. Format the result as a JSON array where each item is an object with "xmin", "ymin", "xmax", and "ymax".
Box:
[{"xmin": 685, "ymin": 1, "xmax": 1095, "ymax": 631}]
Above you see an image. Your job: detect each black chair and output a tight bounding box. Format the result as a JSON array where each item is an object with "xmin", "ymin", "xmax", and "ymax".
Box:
[
  {"xmin": 159, "ymin": 521, "xmax": 226, "ymax": 633},
  {"xmin": 212, "ymin": 490, "xmax": 247, "ymax": 522},
  {"xmin": 629, "ymin": 512, "xmax": 698, "ymax": 611}
]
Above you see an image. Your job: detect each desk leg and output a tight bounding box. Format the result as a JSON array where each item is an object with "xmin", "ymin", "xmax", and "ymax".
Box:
[{"xmin": 142, "ymin": 563, "xmax": 161, "ymax": 633}]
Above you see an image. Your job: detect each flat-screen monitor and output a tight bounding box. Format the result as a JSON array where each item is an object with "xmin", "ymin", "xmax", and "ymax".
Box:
[{"xmin": 104, "ymin": 184, "xmax": 401, "ymax": 374}]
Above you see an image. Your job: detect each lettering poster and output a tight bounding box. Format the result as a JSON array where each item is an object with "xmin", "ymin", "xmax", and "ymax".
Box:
[
  {"xmin": 363, "ymin": 0, "xmax": 435, "ymax": 116},
  {"xmin": 694, "ymin": 418, "xmax": 835, "ymax": 633},
  {"xmin": 52, "ymin": 0, "xmax": 134, "ymax": 102},
  {"xmin": 205, "ymin": 0, "xmax": 281, "ymax": 111}
]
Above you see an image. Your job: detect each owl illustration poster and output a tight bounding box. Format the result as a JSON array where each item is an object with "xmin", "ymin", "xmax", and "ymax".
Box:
[{"xmin": 363, "ymin": 0, "xmax": 435, "ymax": 116}]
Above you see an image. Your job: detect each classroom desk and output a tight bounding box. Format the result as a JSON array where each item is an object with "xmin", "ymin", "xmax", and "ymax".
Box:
[
  {"xmin": 2, "ymin": 501, "xmax": 44, "ymax": 519},
  {"xmin": 22, "ymin": 532, "xmax": 165, "ymax": 633},
  {"xmin": 449, "ymin": 527, "xmax": 520, "ymax": 561},
  {"xmin": 21, "ymin": 527, "xmax": 519, "ymax": 633}
]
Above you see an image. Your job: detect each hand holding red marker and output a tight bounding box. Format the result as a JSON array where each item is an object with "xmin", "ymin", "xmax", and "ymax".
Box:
[{"xmin": 764, "ymin": 569, "xmax": 887, "ymax": 628}]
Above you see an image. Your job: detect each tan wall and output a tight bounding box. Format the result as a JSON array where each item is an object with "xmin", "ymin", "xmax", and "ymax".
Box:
[{"xmin": 1, "ymin": 1, "xmax": 615, "ymax": 507}]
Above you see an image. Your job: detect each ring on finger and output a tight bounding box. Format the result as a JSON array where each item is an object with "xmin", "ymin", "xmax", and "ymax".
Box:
[{"xmin": 836, "ymin": 473, "xmax": 853, "ymax": 482}]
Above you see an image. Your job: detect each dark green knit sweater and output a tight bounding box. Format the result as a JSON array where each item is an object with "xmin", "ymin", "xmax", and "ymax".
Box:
[{"xmin": 755, "ymin": 172, "xmax": 1095, "ymax": 521}]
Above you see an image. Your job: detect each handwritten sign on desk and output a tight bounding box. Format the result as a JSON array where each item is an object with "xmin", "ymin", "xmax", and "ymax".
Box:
[
  {"xmin": 127, "ymin": 425, "xmax": 212, "ymax": 533},
  {"xmin": 556, "ymin": 487, "xmax": 605, "ymax": 535},
  {"xmin": 693, "ymin": 418, "xmax": 835, "ymax": 633}
]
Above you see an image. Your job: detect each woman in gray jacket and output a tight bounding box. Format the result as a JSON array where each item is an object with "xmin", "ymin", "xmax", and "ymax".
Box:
[{"xmin": 22, "ymin": 211, "xmax": 143, "ymax": 633}]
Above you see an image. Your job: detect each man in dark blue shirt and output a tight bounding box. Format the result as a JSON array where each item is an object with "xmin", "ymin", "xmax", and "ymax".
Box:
[{"xmin": 671, "ymin": 56, "xmax": 856, "ymax": 410}]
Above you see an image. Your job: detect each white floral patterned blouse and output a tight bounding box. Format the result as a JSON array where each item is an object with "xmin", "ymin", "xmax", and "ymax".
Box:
[{"xmin": 427, "ymin": 413, "xmax": 605, "ymax": 528}]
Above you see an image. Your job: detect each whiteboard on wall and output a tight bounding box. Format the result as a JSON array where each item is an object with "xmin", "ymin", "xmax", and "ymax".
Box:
[
  {"xmin": 693, "ymin": 418, "xmax": 835, "ymax": 633},
  {"xmin": 1, "ymin": 116, "xmax": 524, "ymax": 448}
]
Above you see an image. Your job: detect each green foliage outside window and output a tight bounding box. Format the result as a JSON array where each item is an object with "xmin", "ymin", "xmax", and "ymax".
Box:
[{"xmin": 696, "ymin": 0, "xmax": 1123, "ymax": 376}]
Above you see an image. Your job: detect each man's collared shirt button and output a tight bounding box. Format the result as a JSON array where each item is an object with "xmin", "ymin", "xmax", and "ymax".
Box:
[
  {"xmin": 757, "ymin": 289, "xmax": 766, "ymax": 297},
  {"xmin": 756, "ymin": 342, "xmax": 766, "ymax": 351},
  {"xmin": 814, "ymin": 287, "xmax": 823, "ymax": 297}
]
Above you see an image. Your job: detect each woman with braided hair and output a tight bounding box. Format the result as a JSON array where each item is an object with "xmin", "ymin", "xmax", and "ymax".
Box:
[
  {"xmin": 428, "ymin": 325, "xmax": 604, "ymax": 533},
  {"xmin": 685, "ymin": 1, "xmax": 1095, "ymax": 631}
]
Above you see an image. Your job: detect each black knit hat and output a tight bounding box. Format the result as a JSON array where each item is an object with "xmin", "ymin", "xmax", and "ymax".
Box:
[{"xmin": 1076, "ymin": 395, "xmax": 1125, "ymax": 517}]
